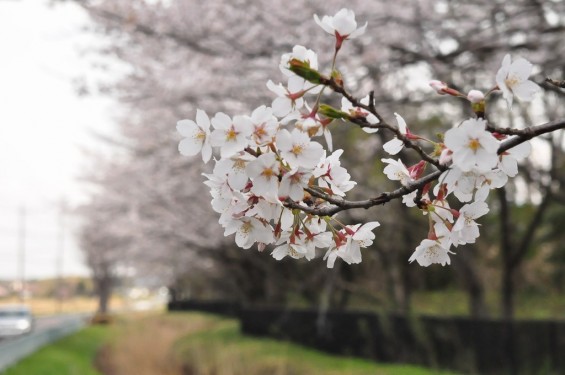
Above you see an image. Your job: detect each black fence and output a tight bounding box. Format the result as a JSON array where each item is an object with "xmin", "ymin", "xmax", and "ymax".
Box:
[
  {"xmin": 169, "ymin": 301, "xmax": 565, "ymax": 375},
  {"xmin": 168, "ymin": 299, "xmax": 240, "ymax": 317}
]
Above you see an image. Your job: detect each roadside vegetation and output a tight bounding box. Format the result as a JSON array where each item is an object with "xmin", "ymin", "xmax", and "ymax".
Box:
[
  {"xmin": 4, "ymin": 312, "xmax": 458, "ymax": 375},
  {"xmin": 175, "ymin": 313, "xmax": 458, "ymax": 375},
  {"xmin": 4, "ymin": 325, "xmax": 111, "ymax": 375}
]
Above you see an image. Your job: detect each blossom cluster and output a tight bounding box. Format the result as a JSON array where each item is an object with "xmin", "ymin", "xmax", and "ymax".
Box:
[{"xmin": 176, "ymin": 9, "xmax": 540, "ymax": 268}]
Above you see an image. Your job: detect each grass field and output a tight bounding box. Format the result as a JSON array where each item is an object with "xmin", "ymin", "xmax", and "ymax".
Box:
[
  {"xmin": 3, "ymin": 325, "xmax": 112, "ymax": 375},
  {"xmin": 175, "ymin": 313, "xmax": 458, "ymax": 375},
  {"xmin": 4, "ymin": 312, "xmax": 458, "ymax": 375}
]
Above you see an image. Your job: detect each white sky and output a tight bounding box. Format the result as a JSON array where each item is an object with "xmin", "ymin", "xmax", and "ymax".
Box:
[{"xmin": 0, "ymin": 0, "xmax": 118, "ymax": 280}]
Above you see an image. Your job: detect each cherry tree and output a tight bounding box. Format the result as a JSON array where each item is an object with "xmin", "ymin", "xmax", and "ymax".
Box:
[
  {"xmin": 173, "ymin": 8, "xmax": 565, "ymax": 317},
  {"xmin": 77, "ymin": 0, "xmax": 565, "ymax": 317}
]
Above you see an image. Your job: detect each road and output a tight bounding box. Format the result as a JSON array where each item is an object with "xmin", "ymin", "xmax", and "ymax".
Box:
[{"xmin": 0, "ymin": 313, "xmax": 89, "ymax": 371}]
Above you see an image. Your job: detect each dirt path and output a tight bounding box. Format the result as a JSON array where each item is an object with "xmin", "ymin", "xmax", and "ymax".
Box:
[{"xmin": 95, "ymin": 313, "xmax": 215, "ymax": 375}]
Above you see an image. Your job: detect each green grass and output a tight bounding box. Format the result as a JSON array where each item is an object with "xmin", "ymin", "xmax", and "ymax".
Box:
[
  {"xmin": 411, "ymin": 290, "xmax": 565, "ymax": 319},
  {"xmin": 3, "ymin": 313, "xmax": 461, "ymax": 375},
  {"xmin": 175, "ymin": 313, "xmax": 458, "ymax": 375},
  {"xmin": 4, "ymin": 325, "xmax": 112, "ymax": 375}
]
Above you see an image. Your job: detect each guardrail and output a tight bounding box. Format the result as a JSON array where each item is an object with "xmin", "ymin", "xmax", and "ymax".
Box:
[{"xmin": 0, "ymin": 314, "xmax": 88, "ymax": 372}]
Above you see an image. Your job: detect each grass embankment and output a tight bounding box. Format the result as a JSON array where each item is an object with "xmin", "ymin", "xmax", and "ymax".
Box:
[
  {"xmin": 341, "ymin": 290, "xmax": 565, "ymax": 319},
  {"xmin": 4, "ymin": 325, "xmax": 111, "ymax": 375},
  {"xmin": 176, "ymin": 313, "xmax": 457, "ymax": 375},
  {"xmin": 5, "ymin": 313, "xmax": 457, "ymax": 375},
  {"xmin": 411, "ymin": 290, "xmax": 565, "ymax": 319}
]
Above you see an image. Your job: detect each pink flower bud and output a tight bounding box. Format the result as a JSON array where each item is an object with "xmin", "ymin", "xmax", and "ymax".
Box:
[
  {"xmin": 429, "ymin": 80, "xmax": 448, "ymax": 94},
  {"xmin": 408, "ymin": 160, "xmax": 426, "ymax": 180},
  {"xmin": 467, "ymin": 90, "xmax": 485, "ymax": 103},
  {"xmin": 439, "ymin": 148, "xmax": 453, "ymax": 166}
]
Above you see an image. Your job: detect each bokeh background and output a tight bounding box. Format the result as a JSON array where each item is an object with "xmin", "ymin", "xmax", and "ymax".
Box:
[{"xmin": 1, "ymin": 1, "xmax": 565, "ymax": 373}]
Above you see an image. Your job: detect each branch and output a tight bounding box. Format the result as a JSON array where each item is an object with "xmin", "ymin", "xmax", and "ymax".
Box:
[
  {"xmin": 284, "ymin": 169, "xmax": 444, "ymax": 216},
  {"xmin": 319, "ymin": 76, "xmax": 442, "ymax": 169},
  {"xmin": 545, "ymin": 78, "xmax": 565, "ymax": 89},
  {"xmin": 284, "ymin": 118, "xmax": 565, "ymax": 217},
  {"xmin": 498, "ymin": 118, "xmax": 565, "ymax": 153},
  {"xmin": 79, "ymin": 3, "xmax": 220, "ymax": 56}
]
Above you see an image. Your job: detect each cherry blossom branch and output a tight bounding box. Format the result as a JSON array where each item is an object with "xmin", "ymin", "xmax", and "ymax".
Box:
[
  {"xmin": 348, "ymin": 116, "xmax": 442, "ymax": 168},
  {"xmin": 318, "ymin": 76, "xmax": 442, "ymax": 168},
  {"xmin": 545, "ymin": 78, "xmax": 565, "ymax": 89},
  {"xmin": 283, "ymin": 118, "xmax": 565, "ymax": 217},
  {"xmin": 498, "ymin": 118, "xmax": 565, "ymax": 153},
  {"xmin": 284, "ymin": 169, "xmax": 444, "ymax": 216}
]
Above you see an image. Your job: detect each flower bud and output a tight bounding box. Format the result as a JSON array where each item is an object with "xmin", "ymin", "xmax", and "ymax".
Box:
[
  {"xmin": 288, "ymin": 59, "xmax": 323, "ymax": 84},
  {"xmin": 319, "ymin": 104, "xmax": 348, "ymax": 119},
  {"xmin": 429, "ymin": 80, "xmax": 448, "ymax": 94},
  {"xmin": 467, "ymin": 90, "xmax": 486, "ymax": 118},
  {"xmin": 467, "ymin": 90, "xmax": 485, "ymax": 103},
  {"xmin": 439, "ymin": 148, "xmax": 452, "ymax": 166},
  {"xmin": 408, "ymin": 160, "xmax": 427, "ymax": 180}
]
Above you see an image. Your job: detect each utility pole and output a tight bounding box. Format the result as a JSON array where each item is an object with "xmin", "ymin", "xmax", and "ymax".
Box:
[
  {"xmin": 56, "ymin": 200, "xmax": 66, "ymax": 313},
  {"xmin": 18, "ymin": 205, "xmax": 26, "ymax": 303}
]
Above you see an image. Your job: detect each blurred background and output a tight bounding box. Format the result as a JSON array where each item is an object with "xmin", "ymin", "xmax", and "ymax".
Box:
[{"xmin": 1, "ymin": 0, "xmax": 565, "ymax": 364}]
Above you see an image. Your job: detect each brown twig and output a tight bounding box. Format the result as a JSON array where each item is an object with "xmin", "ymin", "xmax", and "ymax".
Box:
[
  {"xmin": 319, "ymin": 76, "xmax": 442, "ymax": 169},
  {"xmin": 284, "ymin": 118, "xmax": 565, "ymax": 217}
]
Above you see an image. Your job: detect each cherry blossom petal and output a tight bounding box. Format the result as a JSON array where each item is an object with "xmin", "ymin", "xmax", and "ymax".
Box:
[{"xmin": 383, "ymin": 138, "xmax": 404, "ymax": 155}]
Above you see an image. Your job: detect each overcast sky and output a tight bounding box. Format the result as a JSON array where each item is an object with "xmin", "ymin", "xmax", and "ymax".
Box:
[{"xmin": 0, "ymin": 0, "xmax": 118, "ymax": 280}]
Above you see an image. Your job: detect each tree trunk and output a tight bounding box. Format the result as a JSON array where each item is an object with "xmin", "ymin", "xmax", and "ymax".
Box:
[
  {"xmin": 501, "ymin": 263, "xmax": 515, "ymax": 320},
  {"xmin": 498, "ymin": 185, "xmax": 552, "ymax": 320},
  {"xmin": 96, "ymin": 276, "xmax": 112, "ymax": 314},
  {"xmin": 498, "ymin": 187, "xmax": 515, "ymax": 320},
  {"xmin": 452, "ymin": 247, "xmax": 489, "ymax": 318}
]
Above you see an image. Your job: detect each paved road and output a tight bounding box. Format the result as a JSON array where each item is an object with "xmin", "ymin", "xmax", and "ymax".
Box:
[
  {"xmin": 0, "ymin": 313, "xmax": 89, "ymax": 370},
  {"xmin": 0, "ymin": 314, "xmax": 80, "ymax": 342}
]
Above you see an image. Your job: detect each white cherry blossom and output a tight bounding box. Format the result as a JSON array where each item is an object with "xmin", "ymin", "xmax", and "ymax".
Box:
[
  {"xmin": 276, "ymin": 129, "xmax": 324, "ymax": 169},
  {"xmin": 246, "ymin": 153, "xmax": 281, "ymax": 199},
  {"xmin": 382, "ymin": 158, "xmax": 412, "ymax": 186},
  {"xmin": 271, "ymin": 239, "xmax": 310, "ymax": 260},
  {"xmin": 409, "ymin": 239, "xmax": 453, "ymax": 267},
  {"xmin": 402, "ymin": 191, "xmax": 419, "ymax": 207},
  {"xmin": 496, "ymin": 54, "xmax": 540, "ymax": 108},
  {"xmin": 452, "ymin": 201, "xmax": 489, "ymax": 245},
  {"xmin": 383, "ymin": 113, "xmax": 407, "ymax": 155},
  {"xmin": 249, "ymin": 105, "xmax": 279, "ymax": 146},
  {"xmin": 267, "ymin": 77, "xmax": 306, "ymax": 118},
  {"xmin": 279, "ymin": 167, "xmax": 311, "ymax": 201},
  {"xmin": 213, "ymin": 154, "xmax": 255, "ymax": 191},
  {"xmin": 224, "ymin": 217, "xmax": 274, "ymax": 249},
  {"xmin": 314, "ymin": 149, "xmax": 356, "ymax": 196},
  {"xmin": 217, "ymin": 191, "xmax": 252, "ymax": 227},
  {"xmin": 210, "ymin": 113, "xmax": 253, "ymax": 158},
  {"xmin": 438, "ymin": 167, "xmax": 507, "ymax": 203},
  {"xmin": 314, "ymin": 9, "xmax": 367, "ymax": 41},
  {"xmin": 444, "ymin": 118, "xmax": 499, "ymax": 172},
  {"xmin": 498, "ymin": 140, "xmax": 531, "ymax": 177},
  {"xmin": 293, "ymin": 108, "xmax": 333, "ymax": 151},
  {"xmin": 177, "ymin": 109, "xmax": 213, "ymax": 163},
  {"xmin": 323, "ymin": 222, "xmax": 380, "ymax": 268}
]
